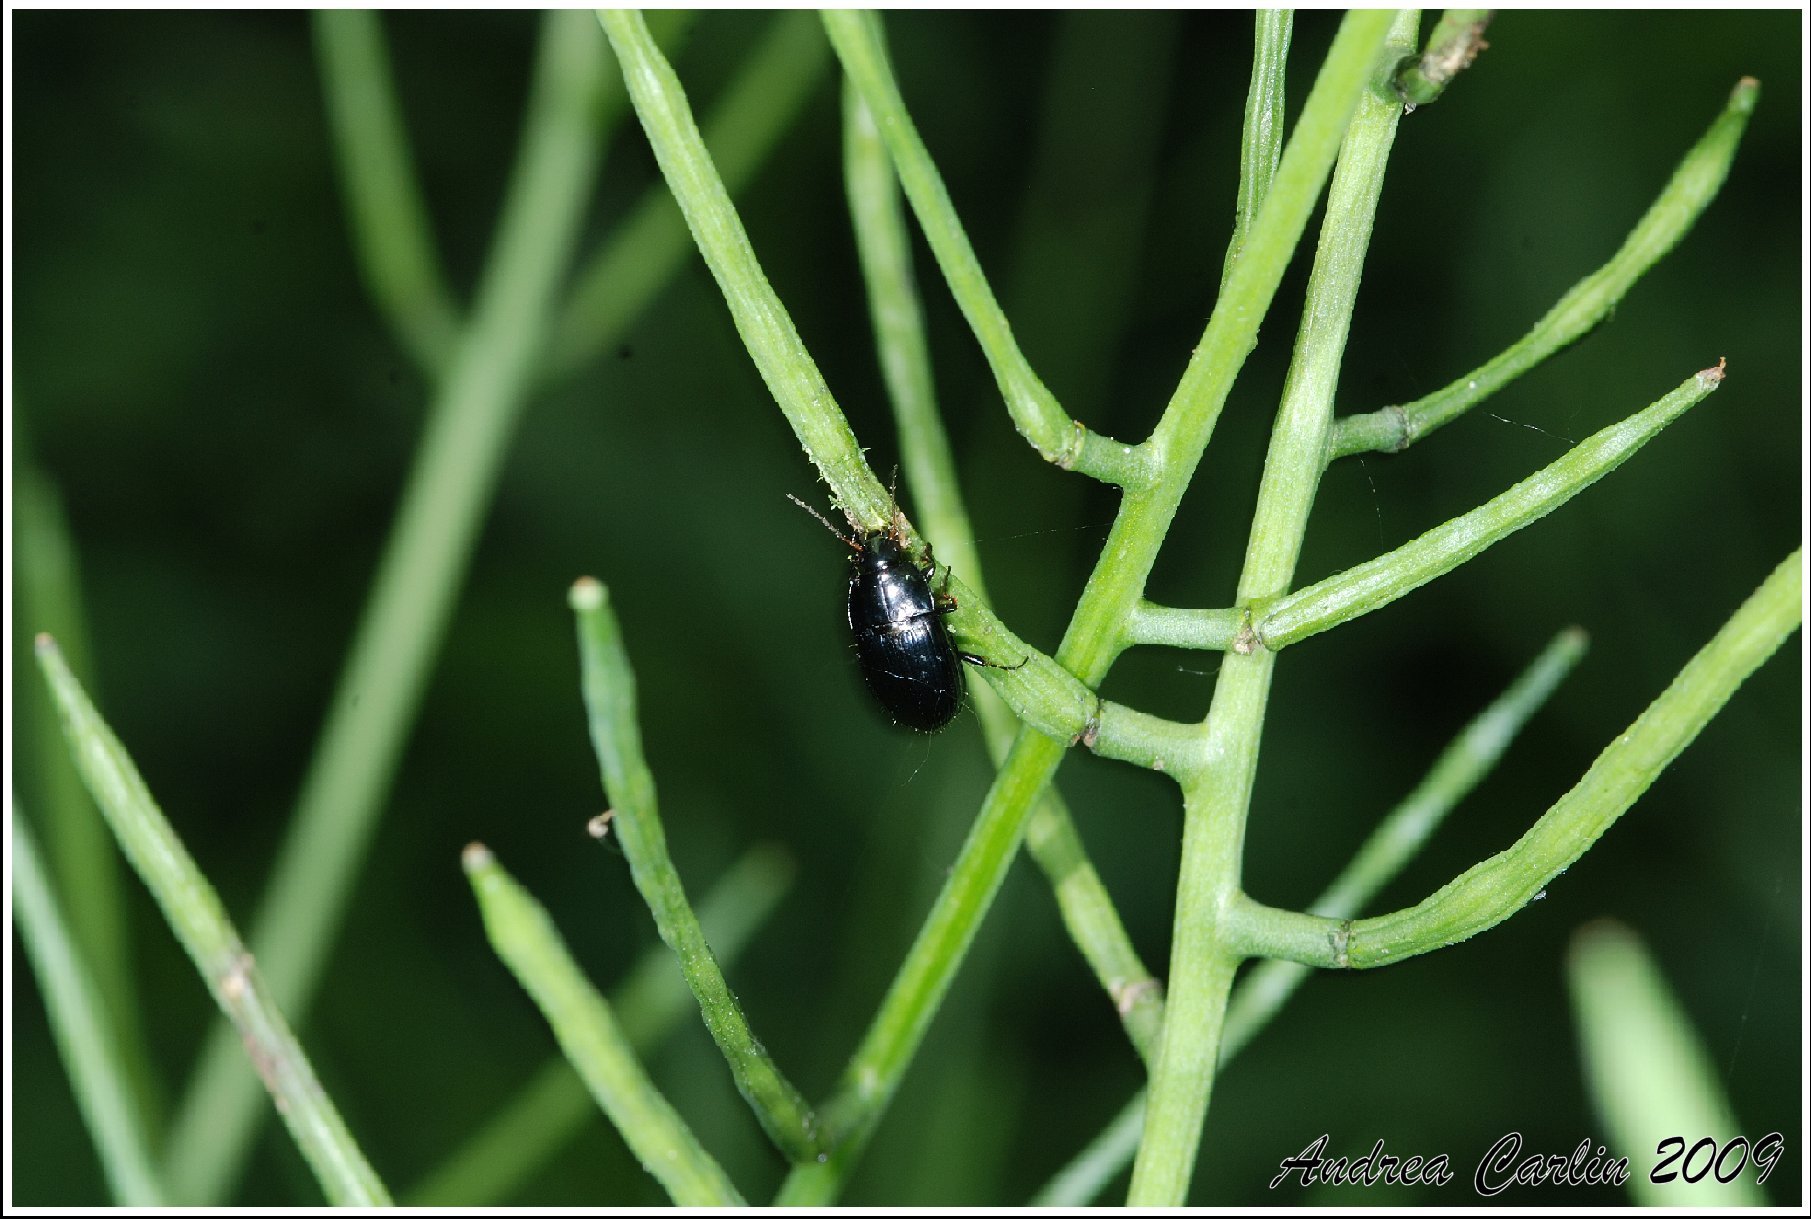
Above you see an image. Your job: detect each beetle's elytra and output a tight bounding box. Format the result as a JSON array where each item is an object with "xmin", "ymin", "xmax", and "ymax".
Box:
[
  {"xmin": 789, "ymin": 492, "xmax": 973, "ymax": 733},
  {"xmin": 845, "ymin": 526, "xmax": 964, "ymax": 732}
]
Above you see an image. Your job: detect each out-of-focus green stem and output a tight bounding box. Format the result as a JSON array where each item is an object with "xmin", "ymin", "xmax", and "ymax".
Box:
[
  {"xmin": 549, "ymin": 10, "xmax": 826, "ymax": 379},
  {"xmin": 166, "ymin": 13, "xmax": 614, "ymax": 1201},
  {"xmin": 1568, "ymin": 921, "xmax": 1769, "ymax": 1206},
  {"xmin": 12, "ymin": 812, "xmax": 162, "ymax": 1205},
  {"xmin": 313, "ymin": 10, "xmax": 462, "ymax": 377},
  {"xmin": 14, "ymin": 449, "xmax": 154, "ymax": 1122},
  {"xmin": 1031, "ymin": 1090, "xmax": 1147, "ymax": 1208}
]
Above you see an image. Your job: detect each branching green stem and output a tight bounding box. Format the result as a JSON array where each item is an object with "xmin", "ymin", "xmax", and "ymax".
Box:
[
  {"xmin": 843, "ymin": 80, "xmax": 1164, "ymax": 1059},
  {"xmin": 1035, "ymin": 626, "xmax": 1591, "ymax": 1204},
  {"xmin": 1220, "ymin": 625, "xmax": 1589, "ymax": 1042},
  {"xmin": 1391, "ymin": 10, "xmax": 1492, "ymax": 110},
  {"xmin": 34, "ymin": 639, "xmax": 390, "ymax": 1207},
  {"xmin": 1063, "ymin": 9, "xmax": 1393, "ymax": 697},
  {"xmin": 463, "ymin": 845, "xmax": 745, "ymax": 1206},
  {"xmin": 1262, "ymin": 363, "xmax": 1726, "ymax": 650},
  {"xmin": 1131, "ymin": 11, "xmax": 1415, "ymax": 1204},
  {"xmin": 1230, "ymin": 550, "xmax": 1801, "ymax": 969},
  {"xmin": 822, "ymin": 10, "xmax": 1150, "ymax": 487},
  {"xmin": 778, "ymin": 13, "xmax": 1399, "ymax": 1206},
  {"xmin": 1331, "ymin": 77, "xmax": 1758, "ymax": 459},
  {"xmin": 1341, "ymin": 548, "xmax": 1801, "ymax": 966},
  {"xmin": 569, "ymin": 577, "xmax": 823, "ymax": 1161}
]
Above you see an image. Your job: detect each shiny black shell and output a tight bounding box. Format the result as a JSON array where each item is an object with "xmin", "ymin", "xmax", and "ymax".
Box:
[{"xmin": 846, "ymin": 530, "xmax": 963, "ymax": 732}]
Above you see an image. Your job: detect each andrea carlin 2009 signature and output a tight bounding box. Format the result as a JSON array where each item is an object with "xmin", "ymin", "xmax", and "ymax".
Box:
[{"xmin": 1270, "ymin": 1130, "xmax": 1785, "ymax": 1196}]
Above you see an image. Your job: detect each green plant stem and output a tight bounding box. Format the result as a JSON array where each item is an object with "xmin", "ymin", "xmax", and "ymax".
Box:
[
  {"xmin": 14, "ymin": 451, "xmax": 157, "ymax": 1125},
  {"xmin": 596, "ymin": 16, "xmax": 1160, "ymax": 1097},
  {"xmin": 776, "ymin": 727, "xmax": 1069, "ymax": 1205},
  {"xmin": 407, "ymin": 843, "xmax": 792, "ymax": 1205},
  {"xmin": 1131, "ymin": 12, "xmax": 1415, "ymax": 1204},
  {"xmin": 822, "ymin": 10, "xmax": 1149, "ymax": 487},
  {"xmin": 463, "ymin": 845, "xmax": 745, "ymax": 1206},
  {"xmin": 1331, "ymin": 77, "xmax": 1758, "ymax": 459},
  {"xmin": 1123, "ymin": 602, "xmax": 1246, "ymax": 652},
  {"xmin": 592, "ymin": 5, "xmax": 1207, "ymax": 764},
  {"xmin": 595, "ymin": 24, "xmax": 1154, "ymax": 1189},
  {"xmin": 166, "ymin": 13, "xmax": 613, "ymax": 1201},
  {"xmin": 1221, "ymin": 626, "xmax": 1588, "ymax": 1038},
  {"xmin": 12, "ymin": 811, "xmax": 162, "ymax": 1205},
  {"xmin": 1392, "ymin": 9, "xmax": 1491, "ymax": 109},
  {"xmin": 1022, "ymin": 13, "xmax": 1283, "ymax": 1063},
  {"xmin": 1022, "ymin": 807, "xmax": 1165, "ymax": 1060},
  {"xmin": 549, "ymin": 9, "xmax": 825, "ymax": 379},
  {"xmin": 1224, "ymin": 10, "xmax": 1294, "ymax": 280},
  {"xmin": 15, "ymin": 462, "xmax": 112, "ymax": 946},
  {"xmin": 1261, "ymin": 362, "xmax": 1726, "ymax": 650},
  {"xmin": 313, "ymin": 10, "xmax": 462, "ymax": 378},
  {"xmin": 1233, "ymin": 550, "xmax": 1801, "ymax": 970},
  {"xmin": 1032, "ymin": 1090, "xmax": 1148, "ymax": 1209},
  {"xmin": 1069, "ymin": 9, "xmax": 1392, "ymax": 698},
  {"xmin": 843, "ymin": 77, "xmax": 1164, "ymax": 1060},
  {"xmin": 569, "ymin": 577, "xmax": 822, "ymax": 1161},
  {"xmin": 597, "ymin": 8, "xmax": 894, "ymax": 525},
  {"xmin": 778, "ymin": 15, "xmax": 1398, "ymax": 1206},
  {"xmin": 34, "ymin": 638, "xmax": 390, "ymax": 1207},
  {"xmin": 1006, "ymin": 11, "xmax": 1177, "ymax": 416},
  {"xmin": 1343, "ymin": 548, "xmax": 1802, "ymax": 966},
  {"xmin": 1568, "ymin": 921, "xmax": 1767, "ymax": 1206},
  {"xmin": 842, "ymin": 80, "xmax": 970, "ymax": 578},
  {"xmin": 1036, "ymin": 625, "xmax": 1590, "ymax": 1204}
]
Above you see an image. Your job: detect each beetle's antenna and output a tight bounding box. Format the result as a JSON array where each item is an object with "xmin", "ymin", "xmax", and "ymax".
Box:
[
  {"xmin": 884, "ymin": 464, "xmax": 915, "ymax": 539},
  {"xmin": 886, "ymin": 465, "xmax": 904, "ymax": 529},
  {"xmin": 786, "ymin": 493, "xmax": 860, "ymax": 551}
]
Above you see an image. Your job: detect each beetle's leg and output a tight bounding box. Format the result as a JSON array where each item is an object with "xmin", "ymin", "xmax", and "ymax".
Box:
[
  {"xmin": 960, "ymin": 650, "xmax": 1030, "ymax": 672},
  {"xmin": 928, "ymin": 550, "xmax": 964, "ymax": 615}
]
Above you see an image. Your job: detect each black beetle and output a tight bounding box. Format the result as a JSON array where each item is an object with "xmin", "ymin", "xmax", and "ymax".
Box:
[{"xmin": 789, "ymin": 491, "xmax": 1020, "ymax": 732}]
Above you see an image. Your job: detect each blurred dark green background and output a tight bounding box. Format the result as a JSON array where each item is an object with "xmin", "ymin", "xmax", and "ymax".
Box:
[{"xmin": 11, "ymin": 10, "xmax": 1802, "ymax": 1206}]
